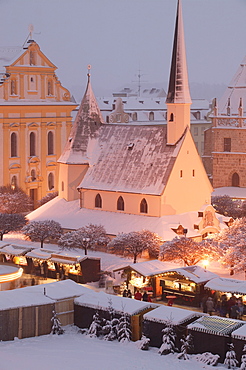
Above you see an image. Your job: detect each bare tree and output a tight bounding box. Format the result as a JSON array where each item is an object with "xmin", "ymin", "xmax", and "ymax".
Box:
[{"xmin": 22, "ymin": 220, "xmax": 62, "ymax": 248}]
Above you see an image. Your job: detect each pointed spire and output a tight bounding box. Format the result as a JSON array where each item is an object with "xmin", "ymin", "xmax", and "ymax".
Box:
[
  {"xmin": 58, "ymin": 67, "xmax": 104, "ymax": 164},
  {"xmin": 166, "ymin": 0, "xmax": 191, "ymax": 104}
]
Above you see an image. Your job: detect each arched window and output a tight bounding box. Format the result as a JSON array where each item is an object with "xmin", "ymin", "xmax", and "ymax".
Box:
[
  {"xmin": 95, "ymin": 193, "xmax": 102, "ymax": 208},
  {"xmin": 169, "ymin": 113, "xmax": 174, "ymax": 122},
  {"xmin": 48, "ymin": 131, "xmax": 54, "ymax": 155},
  {"xmin": 48, "ymin": 80, "xmax": 53, "ymax": 95},
  {"xmin": 31, "ymin": 169, "xmax": 36, "ymax": 181},
  {"xmin": 149, "ymin": 112, "xmax": 154, "ymax": 121},
  {"xmin": 232, "ymin": 172, "xmax": 240, "ymax": 187},
  {"xmin": 30, "ymin": 132, "xmax": 36, "ymax": 156},
  {"xmin": 132, "ymin": 112, "xmax": 138, "ymax": 121},
  {"xmin": 140, "ymin": 198, "xmax": 148, "ymax": 214},
  {"xmin": 11, "ymin": 132, "xmax": 17, "ymax": 157},
  {"xmin": 11, "ymin": 79, "xmax": 17, "ymax": 95},
  {"xmin": 11, "ymin": 175, "xmax": 17, "ymax": 189},
  {"xmin": 117, "ymin": 196, "xmax": 124, "ymax": 211},
  {"xmin": 48, "ymin": 172, "xmax": 54, "ymax": 190}
]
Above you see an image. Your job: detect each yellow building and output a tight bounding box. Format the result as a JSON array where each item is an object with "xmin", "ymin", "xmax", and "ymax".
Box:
[{"xmin": 0, "ymin": 37, "xmax": 77, "ymax": 204}]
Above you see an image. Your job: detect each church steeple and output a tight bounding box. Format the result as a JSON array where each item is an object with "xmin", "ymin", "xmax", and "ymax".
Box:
[{"xmin": 166, "ymin": 0, "xmax": 192, "ymax": 145}]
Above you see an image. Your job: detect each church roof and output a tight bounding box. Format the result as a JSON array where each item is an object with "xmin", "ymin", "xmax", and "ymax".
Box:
[
  {"xmin": 78, "ymin": 124, "xmax": 184, "ymax": 195},
  {"xmin": 218, "ymin": 56, "xmax": 246, "ymax": 115},
  {"xmin": 58, "ymin": 73, "xmax": 104, "ymax": 164},
  {"xmin": 166, "ymin": 0, "xmax": 191, "ymax": 104}
]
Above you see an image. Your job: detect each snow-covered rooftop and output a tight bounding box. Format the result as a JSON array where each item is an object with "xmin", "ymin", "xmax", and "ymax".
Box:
[
  {"xmin": 0, "ymin": 244, "xmax": 34, "ymax": 256},
  {"xmin": 188, "ymin": 315, "xmax": 243, "ymax": 336},
  {"xmin": 75, "ymin": 291, "xmax": 158, "ymax": 315},
  {"xmin": 205, "ymin": 277, "xmax": 246, "ymax": 295},
  {"xmin": 231, "ymin": 323, "xmax": 246, "ymax": 340},
  {"xmin": 0, "ymin": 264, "xmax": 22, "ymax": 276},
  {"xmin": 163, "ymin": 265, "xmax": 218, "ymax": 284},
  {"xmin": 213, "ymin": 187, "xmax": 246, "ymax": 200},
  {"xmin": 113, "ymin": 260, "xmax": 172, "ymax": 277},
  {"xmin": 143, "ymin": 305, "xmax": 204, "ymax": 325}
]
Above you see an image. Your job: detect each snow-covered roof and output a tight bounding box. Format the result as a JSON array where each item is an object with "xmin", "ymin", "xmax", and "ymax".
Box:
[
  {"xmin": 0, "ymin": 264, "xmax": 22, "ymax": 276},
  {"xmin": 25, "ymin": 248, "xmax": 57, "ymax": 260},
  {"xmin": 74, "ymin": 290, "xmax": 158, "ymax": 315},
  {"xmin": 205, "ymin": 277, "xmax": 246, "ymax": 295},
  {"xmin": 143, "ymin": 305, "xmax": 204, "ymax": 325},
  {"xmin": 188, "ymin": 315, "xmax": 243, "ymax": 336},
  {"xmin": 0, "ymin": 287, "xmax": 54, "ymax": 310},
  {"xmin": 0, "ymin": 241, "xmax": 10, "ymax": 248},
  {"xmin": 213, "ymin": 187, "xmax": 246, "ymax": 200},
  {"xmin": 113, "ymin": 260, "xmax": 172, "ymax": 277},
  {"xmin": 50, "ymin": 253, "xmax": 99, "ymax": 265},
  {"xmin": 163, "ymin": 265, "xmax": 218, "ymax": 284},
  {"xmin": 231, "ymin": 324, "xmax": 246, "ymax": 340},
  {"xmin": 0, "ymin": 244, "xmax": 34, "ymax": 256},
  {"xmin": 27, "ymin": 197, "xmax": 229, "ymax": 240}
]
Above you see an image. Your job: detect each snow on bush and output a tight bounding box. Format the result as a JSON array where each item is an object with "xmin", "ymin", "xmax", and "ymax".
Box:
[
  {"xmin": 195, "ymin": 352, "xmax": 220, "ymax": 366},
  {"xmin": 136, "ymin": 335, "xmax": 150, "ymax": 351},
  {"xmin": 158, "ymin": 320, "xmax": 178, "ymax": 355},
  {"xmin": 51, "ymin": 310, "xmax": 64, "ymax": 335},
  {"xmin": 224, "ymin": 343, "xmax": 238, "ymax": 369},
  {"xmin": 177, "ymin": 334, "xmax": 193, "ymax": 360}
]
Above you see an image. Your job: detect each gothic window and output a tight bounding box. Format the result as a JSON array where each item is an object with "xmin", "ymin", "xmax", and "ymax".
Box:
[
  {"xmin": 169, "ymin": 113, "xmax": 174, "ymax": 122},
  {"xmin": 224, "ymin": 138, "xmax": 231, "ymax": 152},
  {"xmin": 31, "ymin": 169, "xmax": 36, "ymax": 181},
  {"xmin": 95, "ymin": 193, "xmax": 102, "ymax": 208},
  {"xmin": 47, "ymin": 80, "xmax": 53, "ymax": 96},
  {"xmin": 140, "ymin": 198, "xmax": 148, "ymax": 214},
  {"xmin": 232, "ymin": 172, "xmax": 240, "ymax": 187},
  {"xmin": 180, "ymin": 170, "xmax": 183, "ymax": 178},
  {"xmin": 192, "ymin": 169, "xmax": 195, "ymax": 177},
  {"xmin": 11, "ymin": 175, "xmax": 17, "ymax": 189},
  {"xmin": 48, "ymin": 131, "xmax": 54, "ymax": 155},
  {"xmin": 149, "ymin": 112, "xmax": 154, "ymax": 121},
  {"xmin": 117, "ymin": 196, "xmax": 124, "ymax": 211},
  {"xmin": 11, "ymin": 79, "xmax": 17, "ymax": 95},
  {"xmin": 48, "ymin": 172, "xmax": 54, "ymax": 190},
  {"xmin": 30, "ymin": 132, "xmax": 36, "ymax": 156},
  {"xmin": 11, "ymin": 132, "xmax": 17, "ymax": 157}
]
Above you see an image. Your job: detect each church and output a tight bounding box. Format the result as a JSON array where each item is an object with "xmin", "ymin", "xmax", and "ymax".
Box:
[
  {"xmin": 0, "ymin": 33, "xmax": 77, "ymax": 204},
  {"xmin": 28, "ymin": 0, "xmax": 228, "ymax": 240}
]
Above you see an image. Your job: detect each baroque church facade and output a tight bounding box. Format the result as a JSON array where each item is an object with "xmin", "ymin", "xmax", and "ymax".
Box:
[
  {"xmin": 0, "ymin": 36, "xmax": 77, "ymax": 204},
  {"xmin": 29, "ymin": 0, "xmax": 228, "ymax": 240}
]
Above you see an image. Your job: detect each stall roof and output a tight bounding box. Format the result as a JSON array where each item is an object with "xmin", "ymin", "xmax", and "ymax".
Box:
[
  {"xmin": 188, "ymin": 316, "xmax": 243, "ymax": 336},
  {"xmin": 113, "ymin": 260, "xmax": 172, "ymax": 277},
  {"xmin": 143, "ymin": 305, "xmax": 204, "ymax": 325},
  {"xmin": 50, "ymin": 252, "xmax": 90, "ymax": 265},
  {"xmin": 0, "ymin": 244, "xmax": 34, "ymax": 256},
  {"xmin": 0, "ymin": 287, "xmax": 54, "ymax": 310},
  {"xmin": 231, "ymin": 324, "xmax": 246, "ymax": 340},
  {"xmin": 163, "ymin": 266, "xmax": 218, "ymax": 284},
  {"xmin": 25, "ymin": 248, "xmax": 58, "ymax": 261},
  {"xmin": 205, "ymin": 277, "xmax": 246, "ymax": 295},
  {"xmin": 75, "ymin": 291, "xmax": 158, "ymax": 316},
  {"xmin": 0, "ymin": 241, "xmax": 10, "ymax": 248}
]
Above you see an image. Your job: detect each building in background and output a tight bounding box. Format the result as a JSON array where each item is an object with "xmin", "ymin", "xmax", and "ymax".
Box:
[{"xmin": 0, "ymin": 36, "xmax": 77, "ymax": 205}]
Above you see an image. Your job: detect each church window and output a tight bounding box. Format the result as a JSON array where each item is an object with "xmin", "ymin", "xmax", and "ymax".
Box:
[
  {"xmin": 149, "ymin": 112, "xmax": 154, "ymax": 121},
  {"xmin": 48, "ymin": 131, "xmax": 54, "ymax": 155},
  {"xmin": 180, "ymin": 170, "xmax": 183, "ymax": 178},
  {"xmin": 169, "ymin": 113, "xmax": 174, "ymax": 122},
  {"xmin": 140, "ymin": 198, "xmax": 148, "ymax": 214},
  {"xmin": 11, "ymin": 175, "xmax": 17, "ymax": 189},
  {"xmin": 232, "ymin": 172, "xmax": 240, "ymax": 187},
  {"xmin": 48, "ymin": 80, "xmax": 53, "ymax": 96},
  {"xmin": 31, "ymin": 169, "xmax": 36, "ymax": 181},
  {"xmin": 117, "ymin": 196, "xmax": 124, "ymax": 211},
  {"xmin": 61, "ymin": 181, "xmax": 64, "ymax": 191},
  {"xmin": 192, "ymin": 169, "xmax": 195, "ymax": 177},
  {"xmin": 30, "ymin": 132, "xmax": 36, "ymax": 156},
  {"xmin": 11, "ymin": 79, "xmax": 17, "ymax": 95},
  {"xmin": 224, "ymin": 138, "xmax": 231, "ymax": 152},
  {"xmin": 95, "ymin": 193, "xmax": 102, "ymax": 208},
  {"xmin": 48, "ymin": 172, "xmax": 54, "ymax": 190},
  {"xmin": 11, "ymin": 132, "xmax": 17, "ymax": 157},
  {"xmin": 132, "ymin": 112, "xmax": 138, "ymax": 121}
]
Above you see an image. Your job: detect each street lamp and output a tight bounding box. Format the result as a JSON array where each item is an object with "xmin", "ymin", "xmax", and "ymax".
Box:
[{"xmin": 203, "ymin": 260, "xmax": 209, "ymax": 270}]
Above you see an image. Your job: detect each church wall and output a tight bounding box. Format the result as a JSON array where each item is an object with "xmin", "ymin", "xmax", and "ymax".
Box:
[
  {"xmin": 163, "ymin": 131, "xmax": 212, "ymax": 215},
  {"xmin": 81, "ymin": 188, "xmax": 161, "ymax": 217},
  {"xmin": 167, "ymin": 103, "xmax": 190, "ymax": 144},
  {"xmin": 59, "ymin": 163, "xmax": 88, "ymax": 202}
]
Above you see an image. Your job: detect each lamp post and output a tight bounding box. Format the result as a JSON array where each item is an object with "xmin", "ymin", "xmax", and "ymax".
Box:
[{"xmin": 203, "ymin": 260, "xmax": 209, "ymax": 270}]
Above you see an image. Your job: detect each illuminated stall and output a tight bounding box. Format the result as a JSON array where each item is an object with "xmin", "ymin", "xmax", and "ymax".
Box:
[
  {"xmin": 205, "ymin": 277, "xmax": 246, "ymax": 303},
  {"xmin": 0, "ymin": 263, "xmax": 23, "ymax": 291},
  {"xmin": 0, "ymin": 244, "xmax": 35, "ymax": 271}
]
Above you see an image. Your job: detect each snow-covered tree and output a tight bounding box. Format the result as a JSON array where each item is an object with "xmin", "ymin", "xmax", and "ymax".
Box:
[
  {"xmin": 0, "ymin": 185, "xmax": 33, "ymax": 214},
  {"xmin": 117, "ymin": 313, "xmax": 131, "ymax": 343},
  {"xmin": 22, "ymin": 220, "xmax": 62, "ymax": 248},
  {"xmin": 87, "ymin": 311, "xmax": 102, "ymax": 338},
  {"xmin": 158, "ymin": 320, "xmax": 177, "ymax": 355},
  {"xmin": 160, "ymin": 237, "xmax": 219, "ymax": 266},
  {"xmin": 224, "ymin": 343, "xmax": 238, "ymax": 369},
  {"xmin": 195, "ymin": 352, "xmax": 220, "ymax": 366},
  {"xmin": 212, "ymin": 195, "xmax": 240, "ymax": 218},
  {"xmin": 136, "ymin": 335, "xmax": 150, "ymax": 350},
  {"xmin": 0, "ymin": 213, "xmax": 27, "ymax": 240},
  {"xmin": 59, "ymin": 224, "xmax": 110, "ymax": 255},
  {"xmin": 51, "ymin": 310, "xmax": 64, "ymax": 335},
  {"xmin": 38, "ymin": 192, "xmax": 58, "ymax": 207},
  {"xmin": 101, "ymin": 299, "xmax": 119, "ymax": 341},
  {"xmin": 177, "ymin": 334, "xmax": 193, "ymax": 360},
  {"xmin": 240, "ymin": 344, "xmax": 246, "ymax": 369},
  {"xmin": 108, "ymin": 230, "xmax": 162, "ymax": 263}
]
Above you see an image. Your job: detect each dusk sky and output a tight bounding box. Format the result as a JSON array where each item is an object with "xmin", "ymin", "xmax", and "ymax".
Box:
[{"xmin": 0, "ymin": 0, "xmax": 245, "ymax": 100}]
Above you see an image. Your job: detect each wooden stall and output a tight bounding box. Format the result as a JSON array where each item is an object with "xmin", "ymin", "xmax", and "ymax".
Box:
[
  {"xmin": 143, "ymin": 305, "xmax": 205, "ymax": 349},
  {"xmin": 0, "ymin": 244, "xmax": 35, "ymax": 272},
  {"xmin": 74, "ymin": 291, "xmax": 158, "ymax": 341},
  {"xmin": 231, "ymin": 324, "xmax": 246, "ymax": 363},
  {"xmin": 188, "ymin": 315, "xmax": 243, "ymax": 362}
]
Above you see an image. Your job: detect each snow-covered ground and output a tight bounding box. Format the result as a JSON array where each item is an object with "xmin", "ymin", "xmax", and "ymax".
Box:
[{"xmin": 0, "ymin": 326, "xmax": 227, "ymax": 370}]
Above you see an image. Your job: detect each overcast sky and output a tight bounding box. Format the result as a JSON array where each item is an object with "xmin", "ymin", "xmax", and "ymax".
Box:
[{"xmin": 0, "ymin": 0, "xmax": 245, "ymax": 100}]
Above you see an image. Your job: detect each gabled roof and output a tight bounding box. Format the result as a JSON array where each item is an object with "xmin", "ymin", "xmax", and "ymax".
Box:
[
  {"xmin": 77, "ymin": 124, "xmax": 184, "ymax": 195},
  {"xmin": 166, "ymin": 0, "xmax": 191, "ymax": 104},
  {"xmin": 58, "ymin": 73, "xmax": 104, "ymax": 164}
]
